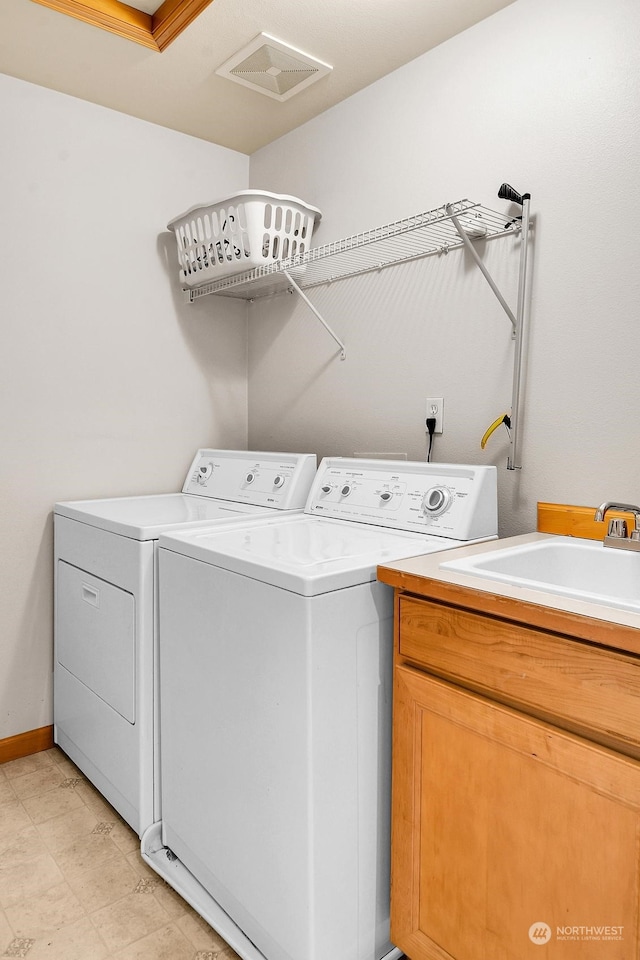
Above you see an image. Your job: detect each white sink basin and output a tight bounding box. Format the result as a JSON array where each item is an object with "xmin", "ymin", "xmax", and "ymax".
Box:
[{"xmin": 440, "ymin": 536, "xmax": 640, "ymax": 613}]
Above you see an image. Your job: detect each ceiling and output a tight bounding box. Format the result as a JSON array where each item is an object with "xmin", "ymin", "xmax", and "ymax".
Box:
[{"xmin": 0, "ymin": 0, "xmax": 515, "ymax": 154}]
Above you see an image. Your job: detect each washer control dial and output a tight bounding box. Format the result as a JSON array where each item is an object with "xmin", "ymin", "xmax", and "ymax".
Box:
[
  {"xmin": 273, "ymin": 475, "xmax": 285, "ymax": 488},
  {"xmin": 340, "ymin": 483, "xmax": 353, "ymax": 497},
  {"xmin": 321, "ymin": 484, "xmax": 332, "ymax": 495},
  {"xmin": 380, "ymin": 491, "xmax": 393, "ymax": 502},
  {"xmin": 422, "ymin": 486, "xmax": 452, "ymax": 517},
  {"xmin": 245, "ymin": 472, "xmax": 256, "ymax": 484}
]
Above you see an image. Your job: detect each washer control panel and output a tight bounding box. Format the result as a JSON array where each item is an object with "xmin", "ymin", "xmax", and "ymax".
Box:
[
  {"xmin": 183, "ymin": 450, "xmax": 317, "ymax": 510},
  {"xmin": 306, "ymin": 458, "xmax": 497, "ymax": 541}
]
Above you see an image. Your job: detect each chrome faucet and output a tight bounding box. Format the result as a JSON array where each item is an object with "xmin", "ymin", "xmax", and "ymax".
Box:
[{"xmin": 594, "ymin": 501, "xmax": 640, "ymax": 551}]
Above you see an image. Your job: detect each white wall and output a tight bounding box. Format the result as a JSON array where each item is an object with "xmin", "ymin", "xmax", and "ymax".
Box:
[
  {"xmin": 0, "ymin": 75, "xmax": 249, "ymax": 739},
  {"xmin": 249, "ymin": 0, "xmax": 640, "ymax": 537}
]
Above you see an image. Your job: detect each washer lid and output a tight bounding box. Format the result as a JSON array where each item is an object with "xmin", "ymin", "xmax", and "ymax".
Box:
[
  {"xmin": 159, "ymin": 515, "xmax": 460, "ymax": 596},
  {"xmin": 54, "ymin": 494, "xmax": 280, "ymax": 541}
]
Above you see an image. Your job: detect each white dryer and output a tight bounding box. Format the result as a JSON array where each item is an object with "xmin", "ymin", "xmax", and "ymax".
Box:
[
  {"xmin": 54, "ymin": 449, "xmax": 317, "ymax": 836},
  {"xmin": 152, "ymin": 458, "xmax": 497, "ymax": 960}
]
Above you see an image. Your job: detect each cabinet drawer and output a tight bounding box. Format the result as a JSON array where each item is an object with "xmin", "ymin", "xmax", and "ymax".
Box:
[{"xmin": 398, "ymin": 595, "xmax": 640, "ymax": 756}]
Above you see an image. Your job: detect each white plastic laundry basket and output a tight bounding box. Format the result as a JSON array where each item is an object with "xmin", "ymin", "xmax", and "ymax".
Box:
[{"xmin": 168, "ymin": 190, "xmax": 322, "ymax": 287}]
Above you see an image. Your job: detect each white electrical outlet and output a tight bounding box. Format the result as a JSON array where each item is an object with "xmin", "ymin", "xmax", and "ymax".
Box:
[{"xmin": 425, "ymin": 397, "xmax": 444, "ymax": 434}]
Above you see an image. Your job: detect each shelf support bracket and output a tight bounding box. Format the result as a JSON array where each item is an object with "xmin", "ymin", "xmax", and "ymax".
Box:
[
  {"xmin": 446, "ymin": 205, "xmax": 517, "ymax": 332},
  {"xmin": 282, "ymin": 270, "xmax": 346, "ymax": 361}
]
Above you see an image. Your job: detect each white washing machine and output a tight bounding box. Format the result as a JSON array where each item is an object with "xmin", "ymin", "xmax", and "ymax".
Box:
[
  {"xmin": 54, "ymin": 449, "xmax": 317, "ymax": 836},
  {"xmin": 150, "ymin": 458, "xmax": 497, "ymax": 960}
]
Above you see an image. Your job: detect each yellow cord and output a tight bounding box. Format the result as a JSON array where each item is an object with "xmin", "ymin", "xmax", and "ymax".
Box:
[{"xmin": 481, "ymin": 414, "xmax": 510, "ymax": 450}]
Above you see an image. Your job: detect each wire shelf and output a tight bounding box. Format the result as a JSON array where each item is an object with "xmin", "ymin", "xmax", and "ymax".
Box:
[{"xmin": 185, "ymin": 199, "xmax": 520, "ymax": 302}]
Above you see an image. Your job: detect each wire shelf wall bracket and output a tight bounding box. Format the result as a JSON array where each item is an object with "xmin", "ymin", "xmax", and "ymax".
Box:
[
  {"xmin": 180, "ymin": 193, "xmax": 532, "ymax": 467},
  {"xmin": 282, "ymin": 269, "xmax": 346, "ymax": 361},
  {"xmin": 446, "ymin": 204, "xmax": 517, "ymax": 333}
]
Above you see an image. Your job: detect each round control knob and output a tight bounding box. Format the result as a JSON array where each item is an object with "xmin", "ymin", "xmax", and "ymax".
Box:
[
  {"xmin": 422, "ymin": 486, "xmax": 451, "ymax": 517},
  {"xmin": 321, "ymin": 484, "xmax": 332, "ymax": 494},
  {"xmin": 273, "ymin": 475, "xmax": 285, "ymax": 488},
  {"xmin": 340, "ymin": 484, "xmax": 352, "ymax": 497},
  {"xmin": 380, "ymin": 491, "xmax": 393, "ymax": 502},
  {"xmin": 245, "ymin": 472, "xmax": 255, "ymax": 484}
]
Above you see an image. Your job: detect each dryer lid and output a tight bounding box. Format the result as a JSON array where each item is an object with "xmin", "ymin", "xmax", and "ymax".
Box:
[
  {"xmin": 54, "ymin": 450, "xmax": 318, "ymax": 539},
  {"xmin": 54, "ymin": 494, "xmax": 277, "ymax": 540}
]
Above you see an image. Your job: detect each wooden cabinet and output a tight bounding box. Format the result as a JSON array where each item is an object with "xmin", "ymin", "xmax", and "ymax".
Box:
[{"xmin": 389, "ymin": 592, "xmax": 640, "ymax": 960}]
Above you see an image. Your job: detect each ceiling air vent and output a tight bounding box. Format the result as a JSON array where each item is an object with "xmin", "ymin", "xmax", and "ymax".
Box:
[{"xmin": 215, "ymin": 33, "xmax": 332, "ymax": 102}]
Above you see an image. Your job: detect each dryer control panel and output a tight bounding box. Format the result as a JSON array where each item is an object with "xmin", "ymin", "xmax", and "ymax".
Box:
[
  {"xmin": 306, "ymin": 458, "xmax": 497, "ymax": 541},
  {"xmin": 183, "ymin": 450, "xmax": 317, "ymax": 511}
]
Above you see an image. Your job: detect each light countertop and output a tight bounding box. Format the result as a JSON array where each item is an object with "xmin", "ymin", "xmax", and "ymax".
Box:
[{"xmin": 378, "ymin": 532, "xmax": 640, "ymax": 656}]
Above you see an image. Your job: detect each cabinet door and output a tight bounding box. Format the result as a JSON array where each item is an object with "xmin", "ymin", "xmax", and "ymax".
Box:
[{"xmin": 391, "ymin": 666, "xmax": 640, "ymax": 960}]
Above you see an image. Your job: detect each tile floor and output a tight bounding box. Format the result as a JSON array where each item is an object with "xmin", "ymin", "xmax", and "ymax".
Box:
[{"xmin": 0, "ymin": 748, "xmax": 242, "ymax": 960}]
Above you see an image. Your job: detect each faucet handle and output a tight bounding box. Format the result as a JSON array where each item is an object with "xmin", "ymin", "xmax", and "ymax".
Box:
[{"xmin": 608, "ymin": 518, "xmax": 628, "ymax": 539}]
